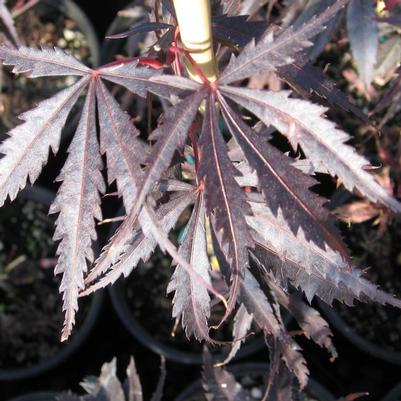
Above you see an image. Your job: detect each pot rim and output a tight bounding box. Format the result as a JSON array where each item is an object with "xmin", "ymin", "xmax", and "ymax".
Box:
[
  {"xmin": 318, "ymin": 299, "xmax": 401, "ymax": 365},
  {"xmin": 381, "ymin": 382, "xmax": 401, "ymax": 401}
]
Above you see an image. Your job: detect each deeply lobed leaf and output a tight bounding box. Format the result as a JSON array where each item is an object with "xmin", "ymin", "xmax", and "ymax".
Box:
[
  {"xmin": 221, "ymin": 87, "xmax": 401, "ymax": 213},
  {"xmin": 50, "ymin": 81, "xmax": 105, "ymax": 340}
]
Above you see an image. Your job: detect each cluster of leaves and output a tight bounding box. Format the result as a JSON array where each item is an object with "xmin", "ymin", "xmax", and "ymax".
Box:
[
  {"xmin": 0, "ymin": 0, "xmax": 401, "ymax": 397},
  {"xmin": 282, "ymin": 0, "xmax": 380, "ymax": 86},
  {"xmin": 58, "ymin": 356, "xmax": 165, "ymax": 401},
  {"xmin": 57, "ymin": 350, "xmax": 365, "ymax": 401},
  {"xmin": 242, "ymin": 0, "xmax": 401, "ymax": 88}
]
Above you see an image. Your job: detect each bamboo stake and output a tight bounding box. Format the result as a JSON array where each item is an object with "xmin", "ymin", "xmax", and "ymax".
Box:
[{"xmin": 173, "ymin": 0, "xmax": 218, "ymax": 82}]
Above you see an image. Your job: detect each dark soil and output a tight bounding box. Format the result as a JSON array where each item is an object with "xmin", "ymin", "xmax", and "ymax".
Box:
[
  {"xmin": 336, "ymin": 218, "xmax": 401, "ymax": 352},
  {"xmin": 123, "ymin": 248, "xmax": 198, "ymax": 351},
  {"xmin": 0, "ymin": 195, "xmax": 89, "ymax": 369},
  {"xmin": 0, "ymin": 195, "xmax": 60, "ymax": 368},
  {"xmin": 0, "ymin": 0, "xmax": 93, "ymax": 135},
  {"xmin": 123, "ymin": 248, "xmax": 235, "ymax": 355}
]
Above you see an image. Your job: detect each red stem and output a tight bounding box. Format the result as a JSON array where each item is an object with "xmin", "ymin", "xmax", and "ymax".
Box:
[{"xmin": 169, "ymin": 45, "xmax": 210, "ymax": 85}]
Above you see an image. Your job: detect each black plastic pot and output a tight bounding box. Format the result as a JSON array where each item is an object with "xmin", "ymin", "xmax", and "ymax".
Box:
[
  {"xmin": 41, "ymin": 0, "xmax": 100, "ymax": 67},
  {"xmin": 174, "ymin": 363, "xmax": 336, "ymax": 401},
  {"xmin": 7, "ymin": 392, "xmax": 59, "ymax": 401},
  {"xmin": 381, "ymin": 383, "xmax": 401, "ymax": 401},
  {"xmin": 319, "ymin": 300, "xmax": 401, "ymax": 365},
  {"xmin": 0, "ymin": 185, "xmax": 104, "ymax": 381}
]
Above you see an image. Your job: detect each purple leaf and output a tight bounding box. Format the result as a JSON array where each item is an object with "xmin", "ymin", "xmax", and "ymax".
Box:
[
  {"xmin": 138, "ymin": 201, "xmax": 224, "ymax": 303},
  {"xmin": 279, "ymin": 337, "xmax": 308, "ymax": 391},
  {"xmin": 81, "ymin": 358, "xmax": 125, "ymax": 401},
  {"xmin": 212, "ymin": 15, "xmax": 267, "ymax": 48},
  {"xmin": 98, "ymin": 61, "xmax": 190, "ymax": 100},
  {"xmin": 240, "ymin": 269, "xmax": 281, "ymax": 338},
  {"xmin": 96, "ymin": 79, "xmax": 145, "ymax": 212},
  {"xmin": 379, "ymin": 15, "xmax": 401, "ymax": 26},
  {"xmin": 129, "ymin": 89, "xmax": 205, "ymax": 224},
  {"xmin": 126, "ymin": 358, "xmax": 143, "ymax": 401},
  {"xmin": 277, "ymin": 55, "xmax": 368, "ymax": 121},
  {"xmin": 240, "ymin": 269, "xmax": 309, "ymax": 388},
  {"xmin": 291, "ymin": 0, "xmax": 339, "ymax": 61},
  {"xmin": 221, "ymin": 86, "xmax": 401, "ymax": 213},
  {"xmin": 219, "ymin": 0, "xmax": 349, "ymax": 84},
  {"xmin": 0, "ymin": 45, "xmax": 90, "ymax": 77},
  {"xmin": 0, "ymin": 77, "xmax": 89, "ymax": 206},
  {"xmin": 161, "ymin": 0, "xmax": 176, "ymax": 18},
  {"xmin": 249, "ymin": 200, "xmax": 401, "ymax": 308},
  {"xmin": 50, "ymin": 81, "xmax": 105, "ymax": 341},
  {"xmin": 267, "ymin": 274, "xmax": 337, "ymax": 359},
  {"xmin": 219, "ymin": 95, "xmax": 349, "ymax": 258},
  {"xmin": 218, "ymin": 303, "xmax": 253, "ymax": 366},
  {"xmin": 168, "ymin": 194, "xmax": 212, "ymax": 342},
  {"xmin": 221, "ymin": 0, "xmax": 242, "ymax": 16},
  {"xmin": 265, "ymin": 360, "xmax": 295, "ymax": 401},
  {"xmin": 106, "ymin": 21, "xmax": 173, "ymax": 40},
  {"xmin": 240, "ymin": 0, "xmax": 269, "ymax": 15},
  {"xmin": 198, "ymin": 93, "xmax": 253, "ymax": 321},
  {"xmin": 85, "ymin": 89, "xmax": 204, "ymax": 287},
  {"xmin": 148, "ymin": 74, "xmax": 202, "ymax": 97}
]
